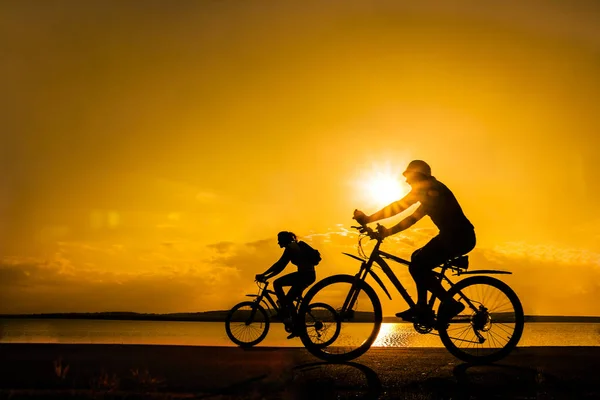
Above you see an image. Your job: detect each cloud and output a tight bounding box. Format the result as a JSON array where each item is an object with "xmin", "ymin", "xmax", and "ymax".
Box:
[
  {"xmin": 0, "ymin": 235, "xmax": 289, "ymax": 314},
  {"xmin": 0, "ymin": 255, "xmax": 233, "ymax": 314},
  {"xmin": 469, "ymin": 243, "xmax": 600, "ymax": 316},
  {"xmin": 484, "ymin": 241, "xmax": 600, "ymax": 268},
  {"xmin": 3, "ymin": 227, "xmax": 600, "ymax": 316},
  {"xmin": 206, "ymin": 241, "xmax": 234, "ymax": 254}
]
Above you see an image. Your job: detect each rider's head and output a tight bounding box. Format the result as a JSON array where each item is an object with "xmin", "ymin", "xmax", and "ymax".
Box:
[
  {"xmin": 403, "ymin": 160, "xmax": 432, "ymax": 185},
  {"xmin": 277, "ymin": 231, "xmax": 297, "ymax": 248}
]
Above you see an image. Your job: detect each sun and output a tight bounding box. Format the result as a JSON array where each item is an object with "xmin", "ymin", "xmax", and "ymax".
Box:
[
  {"xmin": 366, "ymin": 172, "xmax": 403, "ymax": 206},
  {"xmin": 357, "ymin": 163, "xmax": 408, "ymax": 208}
]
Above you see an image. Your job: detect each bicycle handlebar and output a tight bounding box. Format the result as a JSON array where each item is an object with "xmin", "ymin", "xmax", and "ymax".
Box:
[
  {"xmin": 255, "ymin": 278, "xmax": 269, "ymax": 287},
  {"xmin": 350, "ymin": 224, "xmax": 384, "ymax": 241}
]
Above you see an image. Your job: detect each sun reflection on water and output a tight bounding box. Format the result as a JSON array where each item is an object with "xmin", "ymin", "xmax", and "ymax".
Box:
[{"xmin": 373, "ymin": 323, "xmax": 415, "ymax": 347}]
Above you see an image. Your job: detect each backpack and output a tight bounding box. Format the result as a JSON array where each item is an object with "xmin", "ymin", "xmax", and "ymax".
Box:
[{"xmin": 298, "ymin": 241, "xmax": 322, "ymax": 266}]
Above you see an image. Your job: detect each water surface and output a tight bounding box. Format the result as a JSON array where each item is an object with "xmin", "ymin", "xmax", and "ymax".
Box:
[{"xmin": 2, "ymin": 319, "xmax": 599, "ymax": 347}]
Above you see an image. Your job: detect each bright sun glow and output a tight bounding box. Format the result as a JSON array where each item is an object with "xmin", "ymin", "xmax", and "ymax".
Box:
[
  {"xmin": 367, "ymin": 173, "xmax": 403, "ymax": 205},
  {"xmin": 360, "ymin": 166, "xmax": 405, "ymax": 207}
]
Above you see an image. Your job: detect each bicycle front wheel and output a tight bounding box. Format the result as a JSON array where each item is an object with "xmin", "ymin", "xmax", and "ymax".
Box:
[
  {"xmin": 438, "ymin": 276, "xmax": 525, "ymax": 364},
  {"xmin": 299, "ymin": 274, "xmax": 382, "ymax": 362},
  {"xmin": 225, "ymin": 301, "xmax": 270, "ymax": 348}
]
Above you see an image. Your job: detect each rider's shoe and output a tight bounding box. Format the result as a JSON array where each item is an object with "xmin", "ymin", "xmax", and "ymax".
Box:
[
  {"xmin": 395, "ymin": 305, "xmax": 430, "ymax": 322},
  {"xmin": 395, "ymin": 308, "xmax": 415, "ymax": 320},
  {"xmin": 286, "ymin": 331, "xmax": 298, "ymax": 339},
  {"xmin": 283, "ymin": 317, "xmax": 300, "ymax": 339}
]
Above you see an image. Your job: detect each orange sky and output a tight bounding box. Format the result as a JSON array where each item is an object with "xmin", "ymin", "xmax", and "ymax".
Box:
[{"xmin": 1, "ymin": 1, "xmax": 599, "ymax": 316}]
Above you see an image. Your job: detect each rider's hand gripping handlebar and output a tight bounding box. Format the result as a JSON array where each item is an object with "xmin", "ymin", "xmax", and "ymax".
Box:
[{"xmin": 350, "ymin": 223, "xmax": 385, "ymax": 241}]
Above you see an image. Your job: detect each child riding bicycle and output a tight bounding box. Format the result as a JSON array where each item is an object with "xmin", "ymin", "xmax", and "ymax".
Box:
[{"xmin": 255, "ymin": 231, "xmax": 321, "ymax": 338}]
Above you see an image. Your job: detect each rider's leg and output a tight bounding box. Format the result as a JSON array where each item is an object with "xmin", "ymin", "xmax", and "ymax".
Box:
[
  {"xmin": 436, "ymin": 231, "xmax": 477, "ymax": 321},
  {"xmin": 413, "ymin": 232, "xmax": 477, "ymax": 304},
  {"xmin": 396, "ymin": 237, "xmax": 448, "ymax": 320},
  {"xmin": 410, "ymin": 237, "xmax": 449, "ymax": 306},
  {"xmin": 284, "ymin": 270, "xmax": 316, "ymax": 312},
  {"xmin": 273, "ymin": 272, "xmax": 299, "ymax": 317},
  {"xmin": 283, "ymin": 270, "xmax": 316, "ymax": 339}
]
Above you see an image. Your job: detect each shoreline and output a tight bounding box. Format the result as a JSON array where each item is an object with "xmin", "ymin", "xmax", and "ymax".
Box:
[{"xmin": 3, "ymin": 314, "xmax": 600, "ymax": 323}]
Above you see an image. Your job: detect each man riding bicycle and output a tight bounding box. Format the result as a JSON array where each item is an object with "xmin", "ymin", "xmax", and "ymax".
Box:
[{"xmin": 353, "ymin": 160, "xmax": 475, "ymax": 322}]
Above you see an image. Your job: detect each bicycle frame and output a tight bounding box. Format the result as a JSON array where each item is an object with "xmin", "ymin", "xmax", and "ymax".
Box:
[
  {"xmin": 342, "ymin": 232, "xmax": 513, "ymax": 316},
  {"xmin": 341, "ymin": 237, "xmax": 418, "ymax": 313},
  {"xmin": 246, "ymin": 282, "xmax": 303, "ymax": 315}
]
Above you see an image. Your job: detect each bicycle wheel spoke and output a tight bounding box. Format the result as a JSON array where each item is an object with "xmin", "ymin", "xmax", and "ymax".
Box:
[
  {"xmin": 439, "ymin": 277, "xmax": 524, "ymax": 363},
  {"xmin": 486, "ymin": 330, "xmax": 499, "ymax": 348},
  {"xmin": 225, "ymin": 302, "xmax": 269, "ymax": 347},
  {"xmin": 493, "ymin": 323, "xmax": 515, "ymax": 336},
  {"xmin": 489, "ymin": 328, "xmax": 508, "ymax": 347},
  {"xmin": 304, "ymin": 303, "xmax": 340, "ymax": 347},
  {"xmin": 491, "ymin": 300, "xmax": 513, "ymax": 313},
  {"xmin": 299, "ymin": 275, "xmax": 382, "ymax": 362}
]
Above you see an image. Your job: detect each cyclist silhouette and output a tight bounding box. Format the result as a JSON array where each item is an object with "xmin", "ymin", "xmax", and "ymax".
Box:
[
  {"xmin": 255, "ymin": 231, "xmax": 318, "ymax": 338},
  {"xmin": 353, "ymin": 160, "xmax": 475, "ymax": 322}
]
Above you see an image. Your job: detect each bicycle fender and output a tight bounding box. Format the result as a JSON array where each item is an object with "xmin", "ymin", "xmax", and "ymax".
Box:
[
  {"xmin": 342, "ymin": 252, "xmax": 366, "ymax": 262},
  {"xmin": 369, "ymin": 270, "xmax": 392, "ymax": 300},
  {"xmin": 457, "ymin": 269, "xmax": 512, "ymax": 275}
]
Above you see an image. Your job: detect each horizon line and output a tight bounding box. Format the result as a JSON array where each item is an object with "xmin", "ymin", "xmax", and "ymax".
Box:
[{"xmin": 1, "ymin": 311, "xmax": 600, "ymax": 319}]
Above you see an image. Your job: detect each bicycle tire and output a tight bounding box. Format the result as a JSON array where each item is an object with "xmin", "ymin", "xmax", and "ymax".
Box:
[
  {"xmin": 304, "ymin": 302, "xmax": 342, "ymax": 348},
  {"xmin": 225, "ymin": 301, "xmax": 270, "ymax": 348},
  {"xmin": 438, "ymin": 276, "xmax": 525, "ymax": 364},
  {"xmin": 299, "ymin": 274, "xmax": 382, "ymax": 362}
]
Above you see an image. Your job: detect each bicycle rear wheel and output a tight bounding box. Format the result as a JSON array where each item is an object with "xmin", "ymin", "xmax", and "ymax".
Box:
[
  {"xmin": 225, "ymin": 301, "xmax": 270, "ymax": 348},
  {"xmin": 438, "ymin": 276, "xmax": 524, "ymax": 364},
  {"xmin": 303, "ymin": 302, "xmax": 341, "ymax": 348},
  {"xmin": 299, "ymin": 274, "xmax": 382, "ymax": 362}
]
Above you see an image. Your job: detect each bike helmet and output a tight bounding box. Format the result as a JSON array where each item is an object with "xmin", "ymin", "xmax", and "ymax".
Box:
[{"xmin": 403, "ymin": 160, "xmax": 432, "ymax": 177}]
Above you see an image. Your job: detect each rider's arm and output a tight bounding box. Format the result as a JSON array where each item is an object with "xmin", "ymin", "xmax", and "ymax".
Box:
[
  {"xmin": 388, "ymin": 204, "xmax": 426, "ymax": 235},
  {"xmin": 367, "ymin": 191, "xmax": 417, "ymax": 222},
  {"xmin": 262, "ymin": 249, "xmax": 291, "ymax": 279}
]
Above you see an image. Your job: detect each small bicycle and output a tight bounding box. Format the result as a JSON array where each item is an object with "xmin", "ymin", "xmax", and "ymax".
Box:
[
  {"xmin": 225, "ymin": 278, "xmax": 342, "ymax": 348},
  {"xmin": 298, "ymin": 224, "xmax": 525, "ymax": 364}
]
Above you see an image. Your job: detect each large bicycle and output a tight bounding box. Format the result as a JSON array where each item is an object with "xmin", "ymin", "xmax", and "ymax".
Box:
[
  {"xmin": 225, "ymin": 279, "xmax": 342, "ymax": 348},
  {"xmin": 299, "ymin": 224, "xmax": 524, "ymax": 364}
]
